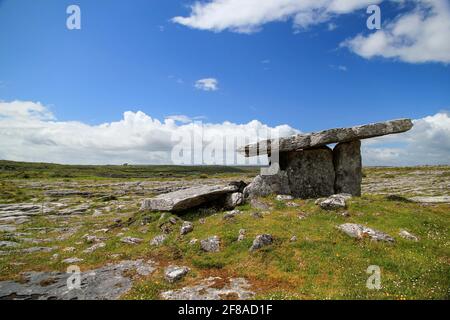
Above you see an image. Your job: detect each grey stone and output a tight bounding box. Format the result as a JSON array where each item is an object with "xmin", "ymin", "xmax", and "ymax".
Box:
[
  {"xmin": 238, "ymin": 118, "xmax": 413, "ymax": 156},
  {"xmin": 180, "ymin": 221, "xmax": 194, "ymax": 235},
  {"xmin": 338, "ymin": 223, "xmax": 395, "ymax": 243},
  {"xmin": 399, "ymin": 230, "xmax": 419, "ymax": 241},
  {"xmin": 164, "ymin": 266, "xmax": 190, "ymax": 283},
  {"xmin": 318, "ymin": 194, "xmax": 352, "ymax": 210},
  {"xmin": 0, "ymin": 259, "xmax": 156, "ymax": 300},
  {"xmin": 0, "ymin": 225, "xmax": 16, "ymax": 232},
  {"xmin": 224, "ymin": 192, "xmax": 244, "ymax": 209},
  {"xmin": 201, "ymin": 236, "xmax": 221, "ymax": 252},
  {"xmin": 408, "ymin": 196, "xmax": 450, "ymax": 203},
  {"xmin": 161, "ymin": 277, "xmax": 254, "ymax": 300},
  {"xmin": 0, "ymin": 241, "xmax": 20, "ymax": 248},
  {"xmin": 276, "ymin": 195, "xmax": 293, "ymax": 201},
  {"xmin": 150, "ymin": 234, "xmax": 167, "ymax": 246},
  {"xmin": 333, "ymin": 140, "xmax": 362, "ymax": 196},
  {"xmin": 120, "ymin": 237, "xmax": 143, "ymax": 245},
  {"xmin": 281, "ymin": 147, "xmax": 335, "ymax": 198},
  {"xmin": 250, "ymin": 234, "xmax": 273, "ymax": 251},
  {"xmin": 141, "ymin": 184, "xmax": 239, "ymax": 212},
  {"xmin": 243, "ymin": 171, "xmax": 290, "ymax": 198},
  {"xmin": 83, "ymin": 242, "xmax": 106, "ymax": 254}
]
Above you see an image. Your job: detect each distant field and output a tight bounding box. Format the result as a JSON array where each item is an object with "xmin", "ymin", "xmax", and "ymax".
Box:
[{"xmin": 0, "ymin": 160, "xmax": 260, "ymax": 180}]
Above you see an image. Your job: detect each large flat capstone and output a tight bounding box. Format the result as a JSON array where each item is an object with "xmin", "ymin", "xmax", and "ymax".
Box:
[
  {"xmin": 238, "ymin": 119, "xmax": 413, "ymax": 157},
  {"xmin": 141, "ymin": 184, "xmax": 240, "ymax": 212}
]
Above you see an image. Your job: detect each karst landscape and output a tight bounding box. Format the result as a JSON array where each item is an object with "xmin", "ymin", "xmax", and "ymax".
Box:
[{"xmin": 0, "ymin": 124, "xmax": 449, "ymax": 300}]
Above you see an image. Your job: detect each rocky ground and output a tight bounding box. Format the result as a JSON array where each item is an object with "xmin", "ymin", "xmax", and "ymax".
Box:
[{"xmin": 0, "ymin": 165, "xmax": 449, "ymax": 300}]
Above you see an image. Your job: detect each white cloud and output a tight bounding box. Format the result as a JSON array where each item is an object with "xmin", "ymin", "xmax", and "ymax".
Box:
[
  {"xmin": 0, "ymin": 100, "xmax": 297, "ymax": 165},
  {"xmin": 344, "ymin": 0, "xmax": 450, "ymax": 64},
  {"xmin": 195, "ymin": 78, "xmax": 219, "ymax": 91},
  {"xmin": 362, "ymin": 112, "xmax": 450, "ymax": 166},
  {"xmin": 171, "ymin": 0, "xmax": 381, "ymax": 33},
  {"xmin": 0, "ymin": 100, "xmax": 448, "ymax": 166},
  {"xmin": 172, "ymin": 0, "xmax": 450, "ymax": 64}
]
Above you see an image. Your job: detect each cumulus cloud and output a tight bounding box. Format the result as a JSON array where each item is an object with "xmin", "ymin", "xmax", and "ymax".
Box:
[
  {"xmin": 172, "ymin": 0, "xmax": 379, "ymax": 33},
  {"xmin": 0, "ymin": 100, "xmax": 448, "ymax": 166},
  {"xmin": 195, "ymin": 78, "xmax": 219, "ymax": 91},
  {"xmin": 0, "ymin": 100, "xmax": 297, "ymax": 165},
  {"xmin": 344, "ymin": 0, "xmax": 450, "ymax": 64},
  {"xmin": 362, "ymin": 112, "xmax": 450, "ymax": 166},
  {"xmin": 172, "ymin": 0, "xmax": 450, "ymax": 64}
]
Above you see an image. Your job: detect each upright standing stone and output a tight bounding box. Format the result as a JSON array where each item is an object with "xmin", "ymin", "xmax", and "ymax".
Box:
[
  {"xmin": 333, "ymin": 141, "xmax": 362, "ymax": 196},
  {"xmin": 280, "ymin": 146, "xmax": 335, "ymax": 198}
]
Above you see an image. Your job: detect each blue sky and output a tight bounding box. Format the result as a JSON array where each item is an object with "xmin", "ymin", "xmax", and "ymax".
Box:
[{"xmin": 0, "ymin": 0, "xmax": 449, "ymax": 165}]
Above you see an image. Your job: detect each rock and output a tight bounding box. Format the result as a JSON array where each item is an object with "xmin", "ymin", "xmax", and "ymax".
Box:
[
  {"xmin": 399, "ymin": 230, "xmax": 419, "ymax": 241},
  {"xmin": 224, "ymin": 192, "xmax": 244, "ymax": 209},
  {"xmin": 189, "ymin": 238, "xmax": 198, "ymax": 245},
  {"xmin": 276, "ymin": 195, "xmax": 294, "ymax": 201},
  {"xmin": 318, "ymin": 194, "xmax": 352, "ymax": 210},
  {"xmin": 199, "ymin": 218, "xmax": 206, "ymax": 224},
  {"xmin": 83, "ymin": 242, "xmax": 106, "ymax": 254},
  {"xmin": 0, "ymin": 259, "xmax": 156, "ymax": 300},
  {"xmin": 333, "ymin": 140, "xmax": 362, "ymax": 196},
  {"xmin": 62, "ymin": 257, "xmax": 84, "ymax": 264},
  {"xmin": 141, "ymin": 184, "xmax": 239, "ymax": 212},
  {"xmin": 281, "ymin": 147, "xmax": 335, "ymax": 198},
  {"xmin": 58, "ymin": 204, "xmax": 90, "ymax": 216},
  {"xmin": 45, "ymin": 190, "xmax": 92, "ymax": 197},
  {"xmin": 223, "ymin": 210, "xmax": 240, "ymax": 220},
  {"xmin": 337, "ymin": 223, "xmax": 395, "ymax": 243},
  {"xmin": 120, "ymin": 237, "xmax": 143, "ymax": 245},
  {"xmin": 83, "ymin": 235, "xmax": 104, "ymax": 244},
  {"xmin": 169, "ymin": 217, "xmax": 177, "ymax": 225},
  {"xmin": 237, "ymin": 229, "xmax": 246, "ymax": 242},
  {"xmin": 408, "ymin": 196, "xmax": 450, "ymax": 203},
  {"xmin": 180, "ymin": 221, "xmax": 194, "ymax": 235},
  {"xmin": 238, "ymin": 118, "xmax": 413, "ymax": 156},
  {"xmin": 243, "ymin": 171, "xmax": 290, "ymax": 198},
  {"xmin": 21, "ymin": 247, "xmax": 55, "ymax": 254},
  {"xmin": 201, "ymin": 236, "xmax": 221, "ymax": 252},
  {"xmin": 249, "ymin": 234, "xmax": 273, "ymax": 251},
  {"xmin": 0, "ymin": 241, "xmax": 20, "ymax": 248},
  {"xmin": 164, "ymin": 266, "xmax": 190, "ymax": 283},
  {"xmin": 161, "ymin": 277, "xmax": 254, "ymax": 300},
  {"xmin": 63, "ymin": 247, "xmax": 76, "ymax": 253},
  {"xmin": 290, "ymin": 236, "xmax": 297, "ymax": 242},
  {"xmin": 0, "ymin": 225, "xmax": 16, "ymax": 232},
  {"xmin": 150, "ymin": 234, "xmax": 167, "ymax": 246}
]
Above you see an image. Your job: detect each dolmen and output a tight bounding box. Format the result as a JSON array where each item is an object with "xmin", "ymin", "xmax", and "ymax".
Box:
[{"xmin": 239, "ymin": 119, "xmax": 413, "ymax": 199}]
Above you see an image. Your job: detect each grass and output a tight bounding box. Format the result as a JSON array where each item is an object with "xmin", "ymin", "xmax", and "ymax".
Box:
[{"xmin": 0, "ymin": 162, "xmax": 449, "ymax": 300}]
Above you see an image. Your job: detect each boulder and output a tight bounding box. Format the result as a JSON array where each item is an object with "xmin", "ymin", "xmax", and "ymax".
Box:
[
  {"xmin": 243, "ymin": 171, "xmax": 290, "ymax": 198},
  {"xmin": 120, "ymin": 237, "xmax": 143, "ymax": 245},
  {"xmin": 399, "ymin": 230, "xmax": 419, "ymax": 241},
  {"xmin": 200, "ymin": 236, "xmax": 221, "ymax": 252},
  {"xmin": 141, "ymin": 184, "xmax": 239, "ymax": 212},
  {"xmin": 249, "ymin": 234, "xmax": 273, "ymax": 251},
  {"xmin": 180, "ymin": 221, "xmax": 194, "ymax": 235},
  {"xmin": 338, "ymin": 223, "xmax": 395, "ymax": 243},
  {"xmin": 150, "ymin": 234, "xmax": 167, "ymax": 246},
  {"xmin": 317, "ymin": 194, "xmax": 352, "ymax": 210},
  {"xmin": 407, "ymin": 196, "xmax": 450, "ymax": 203},
  {"xmin": 164, "ymin": 266, "xmax": 190, "ymax": 283},
  {"xmin": 224, "ymin": 192, "xmax": 244, "ymax": 209},
  {"xmin": 333, "ymin": 140, "xmax": 362, "ymax": 196}
]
